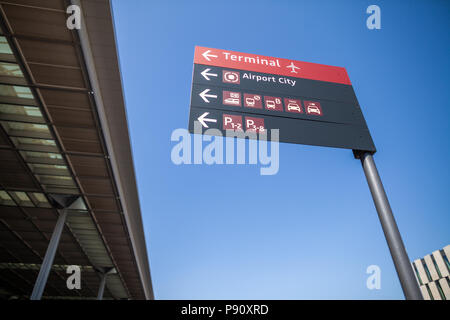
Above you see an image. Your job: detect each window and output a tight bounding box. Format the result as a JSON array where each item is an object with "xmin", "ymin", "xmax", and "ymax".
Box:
[
  {"xmin": 9, "ymin": 191, "xmax": 34, "ymax": 207},
  {"xmin": 1, "ymin": 121, "xmax": 51, "ymax": 138},
  {"xmin": 425, "ymin": 284, "xmax": 434, "ymax": 300},
  {"xmin": 430, "ymin": 255, "xmax": 442, "ymax": 278},
  {"xmin": 0, "ymin": 36, "xmax": 13, "ymax": 55},
  {"xmin": 0, "ymin": 104, "xmax": 44, "ymax": 122},
  {"xmin": 13, "ymin": 137, "xmax": 55, "ymax": 146},
  {"xmin": 31, "ymin": 192, "xmax": 47, "ymax": 202},
  {"xmin": 0, "ymin": 190, "xmax": 53, "ymax": 208},
  {"xmin": 19, "ymin": 151, "xmax": 64, "ymax": 165},
  {"xmin": 11, "ymin": 137, "xmax": 58, "ymax": 153},
  {"xmin": 0, "ymin": 62, "xmax": 24, "ymax": 78},
  {"xmin": 423, "ymin": 261, "xmax": 433, "ymax": 282},
  {"xmin": 436, "ymin": 281, "xmax": 446, "ymax": 300},
  {"xmin": 35, "ymin": 175, "xmax": 76, "ymax": 187},
  {"xmin": 29, "ymin": 192, "xmax": 51, "ymax": 208},
  {"xmin": 0, "ymin": 84, "xmax": 34, "ymax": 99},
  {"xmin": 413, "ymin": 263, "xmax": 423, "ymax": 285},
  {"xmin": 28, "ymin": 163, "xmax": 70, "ymax": 176},
  {"xmin": 443, "ymin": 252, "xmax": 450, "ymax": 272},
  {"xmin": 41, "ymin": 186, "xmax": 79, "ymax": 195},
  {"xmin": 0, "ymin": 190, "xmax": 15, "ymax": 206}
]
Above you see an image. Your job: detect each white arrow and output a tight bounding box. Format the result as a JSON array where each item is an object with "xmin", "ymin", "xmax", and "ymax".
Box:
[
  {"xmin": 199, "ymin": 89, "xmax": 217, "ymax": 103},
  {"xmin": 197, "ymin": 112, "xmax": 217, "ymax": 128},
  {"xmin": 202, "ymin": 50, "xmax": 218, "ymax": 61},
  {"xmin": 200, "ymin": 68, "xmax": 218, "ymax": 81}
]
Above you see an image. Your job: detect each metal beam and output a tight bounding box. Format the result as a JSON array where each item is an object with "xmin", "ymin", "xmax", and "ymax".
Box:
[
  {"xmin": 97, "ymin": 272, "xmax": 106, "ymax": 300},
  {"xmin": 30, "ymin": 208, "xmax": 68, "ymax": 300},
  {"xmin": 95, "ymin": 267, "xmax": 116, "ymax": 300},
  {"xmin": 30, "ymin": 195, "xmax": 81, "ymax": 300}
]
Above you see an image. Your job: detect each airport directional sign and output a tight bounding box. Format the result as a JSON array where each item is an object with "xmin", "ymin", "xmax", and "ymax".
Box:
[
  {"xmin": 186, "ymin": 47, "xmax": 426, "ymax": 300},
  {"xmin": 188, "ymin": 46, "xmax": 376, "ymax": 152}
]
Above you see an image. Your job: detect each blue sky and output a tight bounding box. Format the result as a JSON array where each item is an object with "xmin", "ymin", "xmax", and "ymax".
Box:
[{"xmin": 110, "ymin": 0, "xmax": 450, "ymax": 299}]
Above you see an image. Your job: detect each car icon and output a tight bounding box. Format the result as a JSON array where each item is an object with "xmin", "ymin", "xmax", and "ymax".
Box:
[
  {"xmin": 266, "ymin": 100, "xmax": 276, "ymax": 109},
  {"xmin": 307, "ymin": 105, "xmax": 321, "ymax": 115},
  {"xmin": 287, "ymin": 102, "xmax": 301, "ymax": 112}
]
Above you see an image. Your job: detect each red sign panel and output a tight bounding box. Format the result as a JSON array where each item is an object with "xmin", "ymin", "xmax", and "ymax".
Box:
[{"xmin": 194, "ymin": 46, "xmax": 351, "ymax": 85}]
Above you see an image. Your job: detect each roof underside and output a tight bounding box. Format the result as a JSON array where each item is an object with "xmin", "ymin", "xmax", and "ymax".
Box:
[{"xmin": 0, "ymin": 0, "xmax": 152, "ymax": 299}]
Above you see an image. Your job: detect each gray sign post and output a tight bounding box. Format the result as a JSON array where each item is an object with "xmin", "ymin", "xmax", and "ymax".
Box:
[{"xmin": 358, "ymin": 152, "xmax": 423, "ymax": 300}]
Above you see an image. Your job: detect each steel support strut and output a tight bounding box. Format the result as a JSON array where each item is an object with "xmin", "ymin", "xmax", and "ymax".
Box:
[
  {"xmin": 359, "ymin": 152, "xmax": 422, "ymax": 300},
  {"xmin": 95, "ymin": 267, "xmax": 116, "ymax": 300},
  {"xmin": 30, "ymin": 195, "xmax": 82, "ymax": 300},
  {"xmin": 97, "ymin": 273, "xmax": 107, "ymax": 300},
  {"xmin": 30, "ymin": 208, "xmax": 68, "ymax": 300}
]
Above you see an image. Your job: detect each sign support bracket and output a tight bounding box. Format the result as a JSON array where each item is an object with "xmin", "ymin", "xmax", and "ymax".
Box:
[{"xmin": 356, "ymin": 151, "xmax": 423, "ymax": 300}]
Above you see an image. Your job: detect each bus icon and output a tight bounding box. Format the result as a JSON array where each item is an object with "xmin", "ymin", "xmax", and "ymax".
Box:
[{"xmin": 244, "ymin": 93, "xmax": 262, "ymax": 109}]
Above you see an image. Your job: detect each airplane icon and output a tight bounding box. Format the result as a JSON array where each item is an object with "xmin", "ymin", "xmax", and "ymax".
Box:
[{"xmin": 286, "ymin": 62, "xmax": 300, "ymax": 73}]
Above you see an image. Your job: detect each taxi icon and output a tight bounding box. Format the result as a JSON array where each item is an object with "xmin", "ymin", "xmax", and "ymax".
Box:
[
  {"xmin": 307, "ymin": 105, "xmax": 321, "ymax": 115},
  {"xmin": 284, "ymin": 98, "xmax": 302, "ymax": 113},
  {"xmin": 304, "ymin": 101, "xmax": 322, "ymax": 116},
  {"xmin": 287, "ymin": 102, "xmax": 301, "ymax": 112}
]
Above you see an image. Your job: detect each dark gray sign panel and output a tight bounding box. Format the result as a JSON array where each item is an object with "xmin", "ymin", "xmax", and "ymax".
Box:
[{"xmin": 189, "ymin": 46, "xmax": 375, "ymax": 153}]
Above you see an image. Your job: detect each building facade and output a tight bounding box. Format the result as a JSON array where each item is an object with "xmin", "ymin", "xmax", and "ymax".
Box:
[
  {"xmin": 0, "ymin": 0, "xmax": 153, "ymax": 299},
  {"xmin": 412, "ymin": 245, "xmax": 450, "ymax": 300}
]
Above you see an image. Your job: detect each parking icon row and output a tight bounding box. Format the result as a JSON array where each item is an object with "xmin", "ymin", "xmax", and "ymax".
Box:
[
  {"xmin": 222, "ymin": 90, "xmax": 323, "ymax": 116},
  {"xmin": 223, "ymin": 114, "xmax": 266, "ymax": 133}
]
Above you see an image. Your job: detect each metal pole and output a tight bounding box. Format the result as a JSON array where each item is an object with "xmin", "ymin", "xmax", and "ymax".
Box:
[
  {"xmin": 30, "ymin": 208, "xmax": 68, "ymax": 300},
  {"xmin": 360, "ymin": 152, "xmax": 422, "ymax": 300},
  {"xmin": 97, "ymin": 273, "xmax": 107, "ymax": 300}
]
